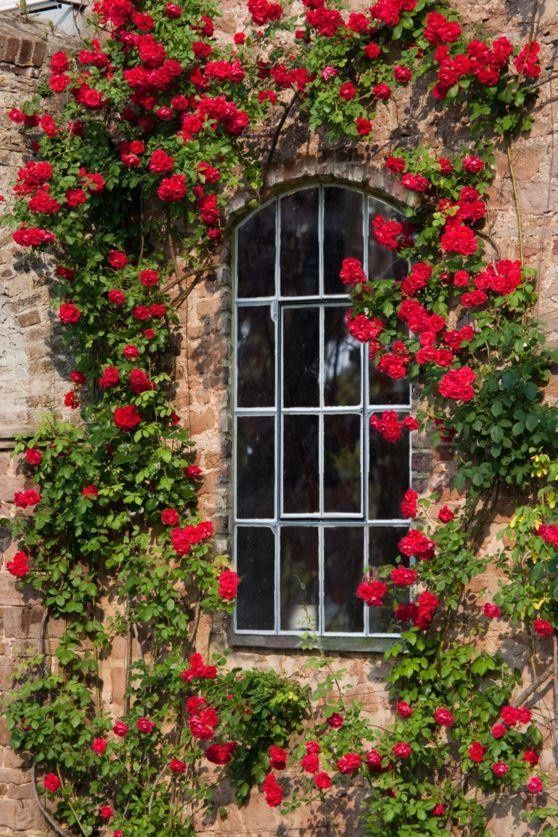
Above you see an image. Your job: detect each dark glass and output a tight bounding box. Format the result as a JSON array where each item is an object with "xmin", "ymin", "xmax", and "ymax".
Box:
[
  {"xmin": 236, "ymin": 527, "xmax": 275, "ymax": 630},
  {"xmin": 369, "ymin": 367, "xmax": 410, "ymax": 405},
  {"xmin": 324, "ymin": 306, "xmax": 361, "ymax": 406},
  {"xmin": 369, "ymin": 424, "xmax": 410, "ymax": 519},
  {"xmin": 237, "ymin": 202, "xmax": 276, "ymax": 297},
  {"xmin": 283, "ymin": 415, "xmax": 319, "ymax": 513},
  {"xmin": 283, "ymin": 307, "xmax": 319, "ymax": 407},
  {"xmin": 324, "ymin": 188, "xmax": 364, "ymax": 294},
  {"xmin": 280, "ymin": 527, "xmax": 319, "ymax": 631},
  {"xmin": 324, "ymin": 527, "xmax": 364, "ymax": 632},
  {"xmin": 237, "ymin": 417, "xmax": 274, "ymax": 518},
  {"xmin": 368, "ymin": 198, "xmax": 407, "ymax": 281},
  {"xmin": 280, "ymin": 189, "xmax": 319, "ymax": 296},
  {"xmin": 324, "ymin": 415, "xmax": 361, "ymax": 513},
  {"xmin": 237, "ymin": 306, "xmax": 275, "ymax": 408},
  {"xmin": 368, "ymin": 527, "xmax": 409, "ymax": 633}
]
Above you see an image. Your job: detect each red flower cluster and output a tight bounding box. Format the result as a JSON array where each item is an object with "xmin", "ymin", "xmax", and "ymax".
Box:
[
  {"xmin": 398, "ymin": 529, "xmax": 435, "ymax": 560},
  {"xmin": 170, "ymin": 521, "xmax": 214, "ymax": 555},
  {"xmin": 14, "ymin": 489, "xmax": 41, "ymax": 508},
  {"xmin": 370, "ymin": 411, "xmax": 418, "ymax": 443},
  {"xmin": 345, "ymin": 310, "xmax": 384, "ymax": 343},
  {"xmin": 395, "ymin": 590, "xmax": 439, "ymax": 629},
  {"xmin": 217, "ymin": 569, "xmax": 239, "ymax": 600},
  {"xmin": 356, "ymin": 576, "xmax": 388, "ymax": 606},
  {"xmin": 113, "ymin": 405, "xmax": 142, "ymax": 430},
  {"xmin": 6, "ymin": 551, "xmax": 30, "ymax": 578},
  {"xmin": 181, "ymin": 652, "xmax": 217, "ymax": 682},
  {"xmin": 372, "ymin": 214, "xmax": 413, "ymax": 250},
  {"xmin": 437, "ymin": 366, "xmax": 476, "ymax": 401}
]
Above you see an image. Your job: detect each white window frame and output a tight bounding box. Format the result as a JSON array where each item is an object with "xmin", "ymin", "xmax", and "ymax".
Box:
[{"xmin": 231, "ymin": 184, "xmax": 412, "ymax": 652}]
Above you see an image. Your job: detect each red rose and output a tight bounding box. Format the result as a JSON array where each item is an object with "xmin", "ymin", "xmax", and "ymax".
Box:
[
  {"xmin": 462, "ymin": 154, "xmax": 485, "ymax": 173},
  {"xmin": 527, "ymin": 776, "xmax": 544, "ymax": 794},
  {"xmin": 205, "ymin": 742, "xmax": 237, "ymax": 764},
  {"xmin": 7, "ymin": 551, "xmax": 30, "ymax": 578},
  {"xmin": 433, "ymin": 707, "xmax": 455, "ymax": 727},
  {"xmin": 401, "ymin": 172, "xmax": 429, "ymax": 192},
  {"xmin": 25, "ymin": 448, "xmax": 42, "ymax": 466},
  {"xmin": 269, "ymin": 745, "xmax": 287, "ymax": 770},
  {"xmin": 432, "ymin": 804, "xmax": 446, "ymax": 816},
  {"xmin": 99, "ymin": 366, "xmax": 120, "ymax": 389},
  {"xmin": 339, "ymin": 82, "xmax": 357, "ymax": 100},
  {"xmin": 113, "ymin": 406, "xmax": 141, "ymax": 430},
  {"xmin": 161, "ymin": 508, "xmax": 180, "ymax": 526},
  {"xmin": 44, "ymin": 773, "xmax": 61, "ymax": 793},
  {"xmin": 400, "ymin": 488, "xmax": 418, "ymax": 518},
  {"xmin": 139, "ymin": 268, "xmax": 160, "ymax": 286},
  {"xmin": 366, "ymin": 749, "xmax": 384, "ymax": 771},
  {"xmin": 129, "ymin": 369, "xmax": 153, "ymax": 394},
  {"xmin": 99, "ymin": 804, "xmax": 113, "ymax": 820},
  {"xmin": 385, "ymin": 155, "xmax": 405, "ymax": 173},
  {"xmin": 440, "ymin": 221, "xmax": 477, "ymax": 255},
  {"xmin": 394, "ymin": 64, "xmax": 412, "ymax": 83},
  {"xmin": 326, "ymin": 712, "xmax": 344, "ymax": 729},
  {"xmin": 492, "ymin": 762, "xmax": 509, "ymax": 778},
  {"xmin": 398, "ymin": 529, "xmax": 435, "ymax": 561},
  {"xmin": 58, "ymin": 302, "xmax": 81, "ymax": 324},
  {"xmin": 261, "ymin": 773, "xmax": 282, "ymax": 807},
  {"xmin": 373, "ymin": 82, "xmax": 391, "ymax": 100},
  {"xmin": 185, "ymin": 465, "xmax": 202, "ymax": 479},
  {"xmin": 523, "ymin": 750, "xmax": 539, "ymax": 766},
  {"xmin": 14, "ymin": 489, "xmax": 41, "ymax": 508},
  {"xmin": 483, "ymin": 603, "xmax": 502, "ymax": 619},
  {"xmin": 468, "ymin": 741, "xmax": 485, "ymax": 763},
  {"xmin": 491, "ymin": 723, "xmax": 506, "ymax": 739},
  {"xmin": 396, "ymin": 700, "xmax": 413, "ymax": 718},
  {"xmin": 301, "ymin": 753, "xmax": 319, "ymax": 773},
  {"xmin": 165, "ymin": 2, "xmax": 181, "ymax": 18},
  {"xmin": 390, "ymin": 567, "xmax": 417, "ymax": 587},
  {"xmin": 113, "ymin": 721, "xmax": 128, "ymax": 737},
  {"xmin": 339, "ymin": 257, "xmax": 366, "ymax": 287},
  {"xmin": 337, "ymin": 753, "xmax": 361, "ymax": 774},
  {"xmin": 92, "ymin": 737, "xmax": 107, "ymax": 754},
  {"xmin": 437, "ymin": 367, "xmax": 476, "ymax": 402},
  {"xmin": 170, "ymin": 758, "xmax": 186, "ymax": 773},
  {"xmin": 123, "ymin": 345, "xmax": 139, "ymax": 360},
  {"xmin": 356, "ymin": 117, "xmax": 372, "ymax": 136},
  {"xmin": 108, "ymin": 289, "xmax": 126, "ymax": 306},
  {"xmin": 314, "ymin": 771, "xmax": 332, "ymax": 789},
  {"xmin": 158, "ymin": 174, "xmax": 186, "ymax": 203},
  {"xmin": 538, "ymin": 524, "xmax": 558, "ymax": 548},
  {"xmin": 136, "ymin": 717, "xmax": 155, "ymax": 734},
  {"xmin": 81, "ymin": 484, "xmax": 98, "ymax": 498},
  {"xmin": 437, "ymin": 506, "xmax": 454, "ymax": 523},
  {"xmin": 357, "ymin": 577, "xmax": 388, "ymax": 606},
  {"xmin": 218, "ymin": 569, "xmax": 239, "ymax": 601},
  {"xmin": 392, "ymin": 742, "xmax": 411, "ymax": 759},
  {"xmin": 533, "ymin": 618, "xmax": 554, "ymax": 637},
  {"xmin": 108, "ymin": 250, "xmax": 128, "ymax": 269}
]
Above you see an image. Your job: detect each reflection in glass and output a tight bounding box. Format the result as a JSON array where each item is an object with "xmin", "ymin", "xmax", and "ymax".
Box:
[
  {"xmin": 369, "ymin": 367, "xmax": 410, "ymax": 405},
  {"xmin": 368, "ymin": 527, "xmax": 409, "ymax": 633},
  {"xmin": 281, "ymin": 189, "xmax": 319, "ymax": 296},
  {"xmin": 283, "ymin": 307, "xmax": 319, "ymax": 407},
  {"xmin": 324, "ymin": 188, "xmax": 364, "ymax": 294},
  {"xmin": 324, "ymin": 415, "xmax": 361, "ymax": 513},
  {"xmin": 281, "ymin": 527, "xmax": 318, "ymax": 631},
  {"xmin": 237, "ymin": 417, "xmax": 274, "ymax": 518},
  {"xmin": 283, "ymin": 415, "xmax": 319, "ymax": 513},
  {"xmin": 236, "ymin": 528, "xmax": 275, "ymax": 630},
  {"xmin": 369, "ymin": 426, "xmax": 410, "ymax": 519},
  {"xmin": 368, "ymin": 198, "xmax": 407, "ymax": 281},
  {"xmin": 324, "ymin": 306, "xmax": 361, "ymax": 406},
  {"xmin": 324, "ymin": 528, "xmax": 364, "ymax": 632},
  {"xmin": 237, "ymin": 306, "xmax": 275, "ymax": 408},
  {"xmin": 237, "ymin": 202, "xmax": 276, "ymax": 297}
]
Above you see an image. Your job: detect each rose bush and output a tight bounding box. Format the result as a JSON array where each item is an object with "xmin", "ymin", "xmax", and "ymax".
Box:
[{"xmin": 1, "ymin": 0, "xmax": 556, "ymax": 833}]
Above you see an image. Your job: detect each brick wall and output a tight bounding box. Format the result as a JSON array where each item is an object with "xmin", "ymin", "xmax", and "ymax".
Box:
[{"xmin": 0, "ymin": 1, "xmax": 557, "ymax": 833}]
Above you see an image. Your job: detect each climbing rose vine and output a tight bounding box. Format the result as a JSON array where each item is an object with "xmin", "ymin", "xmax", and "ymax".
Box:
[{"xmin": 1, "ymin": 0, "xmax": 557, "ymax": 833}]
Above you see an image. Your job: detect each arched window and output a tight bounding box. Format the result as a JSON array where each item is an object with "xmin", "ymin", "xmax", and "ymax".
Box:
[{"xmin": 232, "ymin": 185, "xmax": 411, "ymax": 649}]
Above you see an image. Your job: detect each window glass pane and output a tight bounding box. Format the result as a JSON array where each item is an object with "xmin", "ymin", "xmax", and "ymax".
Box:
[
  {"xmin": 324, "ymin": 527, "xmax": 364, "ymax": 632},
  {"xmin": 237, "ymin": 417, "xmax": 274, "ymax": 518},
  {"xmin": 280, "ymin": 527, "xmax": 318, "ymax": 631},
  {"xmin": 324, "ymin": 306, "xmax": 361, "ymax": 406},
  {"xmin": 283, "ymin": 307, "xmax": 319, "ymax": 407},
  {"xmin": 369, "ymin": 367, "xmax": 410, "ymax": 405},
  {"xmin": 369, "ymin": 527, "xmax": 409, "ymax": 633},
  {"xmin": 369, "ymin": 423, "xmax": 410, "ymax": 519},
  {"xmin": 237, "ymin": 305, "xmax": 275, "ymax": 408},
  {"xmin": 236, "ymin": 528, "xmax": 275, "ymax": 630},
  {"xmin": 283, "ymin": 415, "xmax": 319, "ymax": 513},
  {"xmin": 280, "ymin": 189, "xmax": 319, "ymax": 296},
  {"xmin": 324, "ymin": 415, "xmax": 361, "ymax": 513},
  {"xmin": 237, "ymin": 202, "xmax": 275, "ymax": 297},
  {"xmin": 368, "ymin": 198, "xmax": 407, "ymax": 281},
  {"xmin": 324, "ymin": 188, "xmax": 364, "ymax": 294}
]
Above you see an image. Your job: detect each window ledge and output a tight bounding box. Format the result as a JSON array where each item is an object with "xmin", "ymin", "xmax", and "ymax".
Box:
[{"xmin": 229, "ymin": 631, "xmax": 399, "ymax": 654}]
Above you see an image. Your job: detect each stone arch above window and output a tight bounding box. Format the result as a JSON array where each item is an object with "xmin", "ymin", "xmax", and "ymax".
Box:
[{"xmin": 231, "ymin": 184, "xmax": 412, "ymax": 651}]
